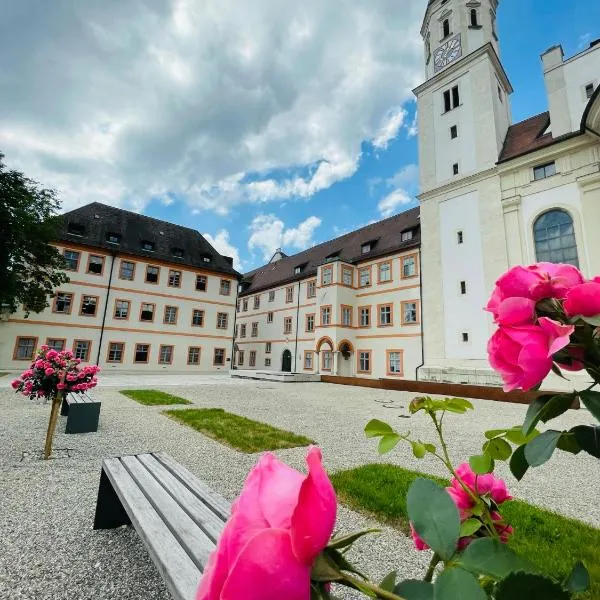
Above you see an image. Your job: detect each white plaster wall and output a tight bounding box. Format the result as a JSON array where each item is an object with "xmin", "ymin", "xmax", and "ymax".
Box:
[{"xmin": 563, "ymin": 46, "xmax": 600, "ymax": 132}]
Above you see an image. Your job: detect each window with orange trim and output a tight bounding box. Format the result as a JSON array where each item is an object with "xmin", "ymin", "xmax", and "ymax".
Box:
[
  {"xmin": 321, "ymin": 350, "xmax": 332, "ymax": 371},
  {"xmin": 322, "ymin": 266, "xmax": 333, "ymax": 286},
  {"xmin": 286, "ymin": 286, "xmax": 294, "ymax": 303},
  {"xmin": 359, "ymin": 306, "xmax": 371, "ymax": 327},
  {"xmin": 358, "ymin": 350, "xmax": 371, "ymax": 373},
  {"xmin": 53, "ymin": 292, "xmax": 73, "ymax": 314},
  {"xmin": 214, "ymin": 348, "xmax": 226, "ymax": 366},
  {"xmin": 378, "ymin": 304, "xmax": 393, "ymax": 327},
  {"xmin": 401, "ymin": 254, "xmax": 418, "ymax": 278},
  {"xmin": 168, "ymin": 270, "xmax": 182, "ymax": 288},
  {"xmin": 342, "ymin": 267, "xmax": 353, "ymax": 286},
  {"xmin": 378, "ymin": 261, "xmax": 392, "ymax": 283},
  {"xmin": 306, "ymin": 313, "xmax": 315, "ymax": 332},
  {"xmin": 359, "ymin": 267, "xmax": 371, "ymax": 287},
  {"xmin": 134, "ymin": 343, "xmax": 150, "ymax": 363},
  {"xmin": 284, "ymin": 317, "xmax": 293, "ymax": 335},
  {"xmin": 307, "ymin": 280, "xmax": 316, "ymax": 298},
  {"xmin": 46, "ymin": 338, "xmax": 66, "ymax": 351},
  {"xmin": 387, "ymin": 350, "xmax": 404, "ymax": 376},
  {"xmin": 341, "ymin": 305, "xmax": 352, "ymax": 326},
  {"xmin": 73, "ymin": 339, "xmax": 91, "ymax": 362},
  {"xmin": 216, "ymin": 312, "xmax": 229, "ymax": 329},
  {"xmin": 107, "ymin": 342, "xmax": 124, "ymax": 363},
  {"xmin": 401, "ymin": 300, "xmax": 419, "ymax": 324},
  {"xmin": 87, "ymin": 255, "xmax": 104, "ymax": 275},
  {"xmin": 80, "ymin": 295, "xmax": 99, "ymax": 316},
  {"xmin": 249, "ymin": 351, "xmax": 256, "ymax": 367},
  {"xmin": 14, "ymin": 337, "xmax": 37, "ymax": 360},
  {"xmin": 159, "ymin": 345, "xmax": 174, "ymax": 364},
  {"xmin": 188, "ymin": 347, "xmax": 201, "ymax": 365}
]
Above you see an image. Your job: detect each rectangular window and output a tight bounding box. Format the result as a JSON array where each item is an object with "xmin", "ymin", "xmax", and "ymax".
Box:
[
  {"xmin": 266, "ymin": 342, "xmax": 272, "ymax": 354},
  {"xmin": 53, "ymin": 292, "xmax": 73, "ymax": 314},
  {"xmin": 460, "ymin": 281, "xmax": 467, "ymax": 295},
  {"xmin": 196, "ymin": 275, "xmax": 207, "ymax": 291},
  {"xmin": 168, "ymin": 270, "xmax": 182, "ymax": 288},
  {"xmin": 87, "ymin": 255, "xmax": 104, "ymax": 275},
  {"xmin": 321, "ymin": 306, "xmax": 331, "ymax": 326},
  {"xmin": 251, "ymin": 322, "xmax": 258, "ymax": 337},
  {"xmin": 585, "ymin": 83, "xmax": 595, "ymax": 99},
  {"xmin": 284, "ymin": 317, "xmax": 293, "ymax": 335},
  {"xmin": 358, "ymin": 351, "xmax": 371, "ymax": 374},
  {"xmin": 267, "ymin": 312, "xmax": 274, "ymax": 323},
  {"xmin": 453, "ymin": 163, "xmax": 459, "ymax": 176},
  {"xmin": 359, "ymin": 306, "xmax": 370, "ymax": 327},
  {"xmin": 159, "ymin": 345, "xmax": 174, "ymax": 364},
  {"xmin": 220, "ymin": 280, "xmax": 231, "ymax": 296},
  {"xmin": 14, "ymin": 337, "xmax": 37, "ymax": 360},
  {"xmin": 379, "ymin": 304, "xmax": 392, "ymax": 327},
  {"xmin": 265, "ymin": 358, "xmax": 271, "ymax": 367},
  {"xmin": 444, "ymin": 90, "xmax": 451, "ymax": 112},
  {"xmin": 119, "ymin": 260, "xmax": 135, "ymax": 281},
  {"xmin": 450, "ymin": 125, "xmax": 458, "ymax": 139},
  {"xmin": 192, "ymin": 309, "xmax": 204, "ymax": 326},
  {"xmin": 304, "ymin": 351, "xmax": 313, "ymax": 370},
  {"xmin": 249, "ymin": 351, "xmax": 256, "ymax": 368},
  {"xmin": 402, "ymin": 301, "xmax": 419, "ymax": 324},
  {"xmin": 533, "ymin": 162, "xmax": 556, "ymax": 181},
  {"xmin": 452, "ymin": 85, "xmax": 460, "ymax": 108},
  {"xmin": 269, "ymin": 290, "xmax": 275, "ymax": 302},
  {"xmin": 307, "ymin": 281, "xmax": 316, "ymax": 298},
  {"xmin": 240, "ymin": 324, "xmax": 247, "ymax": 338},
  {"xmin": 243, "ymin": 299, "xmax": 248, "ymax": 312},
  {"xmin": 145, "ymin": 265, "xmax": 160, "ymax": 284},
  {"xmin": 286, "ymin": 286, "xmax": 294, "ymax": 303},
  {"xmin": 164, "ymin": 305, "xmax": 178, "ymax": 324},
  {"xmin": 387, "ymin": 350, "xmax": 403, "ymax": 376},
  {"xmin": 378, "ymin": 261, "xmax": 392, "ymax": 283},
  {"xmin": 188, "ymin": 347, "xmax": 201, "ymax": 365},
  {"xmin": 306, "ymin": 313, "xmax": 315, "ymax": 332},
  {"xmin": 63, "ymin": 250, "xmax": 80, "ymax": 271},
  {"xmin": 141, "ymin": 240, "xmax": 155, "ymax": 252},
  {"xmin": 106, "ymin": 232, "xmax": 120, "ymax": 245},
  {"xmin": 462, "ymin": 332, "xmax": 470, "ymax": 343},
  {"xmin": 342, "ymin": 267, "xmax": 353, "ymax": 286},
  {"xmin": 46, "ymin": 338, "xmax": 65, "ymax": 351},
  {"xmin": 236, "ymin": 300, "xmax": 241, "ymax": 313},
  {"xmin": 359, "ymin": 267, "xmax": 371, "ymax": 287},
  {"xmin": 107, "ymin": 342, "xmax": 124, "ymax": 363},
  {"xmin": 134, "ymin": 343, "xmax": 149, "ymax": 363},
  {"xmin": 140, "ymin": 302, "xmax": 155, "ymax": 322},
  {"xmin": 238, "ymin": 350, "xmax": 245, "ymax": 367},
  {"xmin": 80, "ymin": 295, "xmax": 98, "ymax": 316},
  {"xmin": 341, "ymin": 305, "xmax": 352, "ymax": 326},
  {"xmin": 322, "ymin": 351, "xmax": 332, "ymax": 371},
  {"xmin": 114, "ymin": 299, "xmax": 130, "ymax": 319},
  {"xmin": 254, "ymin": 295, "xmax": 260, "ymax": 309},
  {"xmin": 401, "ymin": 230, "xmax": 413, "ymax": 242},
  {"xmin": 322, "ymin": 266, "xmax": 333, "ymax": 286},
  {"xmin": 73, "ymin": 340, "xmax": 91, "ymax": 361},
  {"xmin": 457, "ymin": 231, "xmax": 464, "ymax": 244},
  {"xmin": 402, "ymin": 255, "xmax": 417, "ymax": 278},
  {"xmin": 361, "ymin": 243, "xmax": 371, "ymax": 254},
  {"xmin": 213, "ymin": 348, "xmax": 225, "ymax": 366},
  {"xmin": 216, "ymin": 312, "xmax": 228, "ymax": 329},
  {"xmin": 444, "ymin": 86, "xmax": 460, "ymax": 112}
]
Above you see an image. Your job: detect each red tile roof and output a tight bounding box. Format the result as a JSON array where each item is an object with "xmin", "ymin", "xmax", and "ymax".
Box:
[{"xmin": 498, "ymin": 112, "xmax": 555, "ymax": 162}]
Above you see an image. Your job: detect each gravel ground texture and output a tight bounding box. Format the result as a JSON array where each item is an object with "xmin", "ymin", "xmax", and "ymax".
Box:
[{"xmin": 1, "ymin": 380, "xmax": 598, "ymax": 600}]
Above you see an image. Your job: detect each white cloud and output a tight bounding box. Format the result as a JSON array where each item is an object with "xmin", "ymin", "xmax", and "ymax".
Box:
[
  {"xmin": 377, "ymin": 163, "xmax": 419, "ymax": 217},
  {"xmin": 203, "ymin": 229, "xmax": 243, "ymax": 271},
  {"xmin": 378, "ymin": 189, "xmax": 413, "ymax": 217},
  {"xmin": 248, "ymin": 214, "xmax": 322, "ymax": 261},
  {"xmin": 407, "ymin": 111, "xmax": 418, "ymax": 137},
  {"xmin": 386, "ymin": 163, "xmax": 419, "ymax": 189},
  {"xmin": 0, "ymin": 0, "xmax": 424, "ymax": 214}
]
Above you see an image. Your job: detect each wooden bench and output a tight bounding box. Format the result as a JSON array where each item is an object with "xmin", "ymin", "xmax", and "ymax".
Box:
[
  {"xmin": 60, "ymin": 392, "xmax": 101, "ymax": 434},
  {"xmin": 93, "ymin": 452, "xmax": 230, "ymax": 600}
]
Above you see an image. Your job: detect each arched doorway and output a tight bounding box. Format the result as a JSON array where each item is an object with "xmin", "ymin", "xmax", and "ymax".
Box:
[
  {"xmin": 281, "ymin": 350, "xmax": 292, "ymax": 373},
  {"xmin": 338, "ymin": 339, "xmax": 354, "ymax": 377}
]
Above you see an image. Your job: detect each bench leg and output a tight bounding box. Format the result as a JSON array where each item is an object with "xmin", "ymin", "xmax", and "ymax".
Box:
[{"xmin": 93, "ymin": 468, "xmax": 131, "ymax": 530}]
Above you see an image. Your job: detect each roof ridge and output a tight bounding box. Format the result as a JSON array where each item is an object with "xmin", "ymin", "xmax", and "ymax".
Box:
[{"xmin": 508, "ymin": 111, "xmax": 550, "ymax": 129}]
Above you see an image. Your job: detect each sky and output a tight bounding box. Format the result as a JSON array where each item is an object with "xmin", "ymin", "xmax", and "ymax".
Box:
[{"xmin": 1, "ymin": 0, "xmax": 598, "ymax": 272}]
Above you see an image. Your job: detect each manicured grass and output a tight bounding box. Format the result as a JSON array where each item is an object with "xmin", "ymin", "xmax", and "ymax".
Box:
[
  {"xmin": 163, "ymin": 407, "xmax": 314, "ymax": 453},
  {"xmin": 0, "ymin": 372, "xmax": 8, "ymax": 377},
  {"xmin": 331, "ymin": 464, "xmax": 600, "ymax": 599},
  {"xmin": 120, "ymin": 389, "xmax": 192, "ymax": 406}
]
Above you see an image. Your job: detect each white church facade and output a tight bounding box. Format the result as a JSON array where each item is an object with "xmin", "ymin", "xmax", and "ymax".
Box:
[{"xmin": 415, "ymin": 0, "xmax": 600, "ymax": 385}]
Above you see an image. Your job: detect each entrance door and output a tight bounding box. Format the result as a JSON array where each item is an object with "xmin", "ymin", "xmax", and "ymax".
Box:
[{"xmin": 282, "ymin": 350, "xmax": 292, "ymax": 372}]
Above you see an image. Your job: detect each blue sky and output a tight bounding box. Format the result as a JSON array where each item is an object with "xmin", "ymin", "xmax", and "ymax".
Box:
[{"xmin": 1, "ymin": 0, "xmax": 598, "ymax": 272}]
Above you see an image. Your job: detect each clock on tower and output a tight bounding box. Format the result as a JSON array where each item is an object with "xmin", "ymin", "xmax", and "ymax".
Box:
[{"xmin": 433, "ymin": 34, "xmax": 463, "ymax": 73}]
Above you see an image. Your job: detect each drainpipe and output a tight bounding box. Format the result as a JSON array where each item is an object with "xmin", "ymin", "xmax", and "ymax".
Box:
[
  {"xmin": 230, "ymin": 282, "xmax": 240, "ymax": 371},
  {"xmin": 96, "ymin": 252, "xmax": 116, "ymax": 366},
  {"xmin": 293, "ymin": 279, "xmax": 301, "ymax": 372},
  {"xmin": 415, "ymin": 247, "xmax": 425, "ymax": 381}
]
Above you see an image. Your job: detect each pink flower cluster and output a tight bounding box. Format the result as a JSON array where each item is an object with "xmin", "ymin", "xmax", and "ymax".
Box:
[
  {"xmin": 411, "ymin": 464, "xmax": 513, "ymax": 552},
  {"xmin": 486, "ymin": 263, "xmax": 600, "ymax": 391},
  {"xmin": 197, "ymin": 447, "xmax": 336, "ymax": 600},
  {"xmin": 11, "ymin": 345, "xmax": 101, "ymax": 399}
]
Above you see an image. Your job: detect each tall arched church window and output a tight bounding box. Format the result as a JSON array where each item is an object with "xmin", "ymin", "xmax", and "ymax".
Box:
[{"xmin": 533, "ymin": 209, "xmax": 579, "ymax": 267}]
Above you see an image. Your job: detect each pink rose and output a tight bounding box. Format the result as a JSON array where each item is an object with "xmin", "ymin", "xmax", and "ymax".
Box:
[
  {"xmin": 564, "ymin": 282, "xmax": 600, "ymax": 318},
  {"xmin": 410, "ymin": 522, "xmax": 429, "ymax": 550},
  {"xmin": 453, "ymin": 464, "xmax": 512, "ymax": 505},
  {"xmin": 40, "ymin": 344, "xmax": 49, "ymax": 351},
  {"xmin": 491, "ymin": 512, "xmax": 513, "ymax": 543},
  {"xmin": 46, "ymin": 350, "xmax": 58, "ymax": 360},
  {"xmin": 488, "ymin": 318, "xmax": 574, "ymax": 392},
  {"xmin": 11, "ymin": 379, "xmax": 21, "ymax": 389},
  {"xmin": 57, "ymin": 383, "xmax": 67, "ymax": 390},
  {"xmin": 197, "ymin": 447, "xmax": 336, "ymax": 600},
  {"xmin": 66, "ymin": 374, "xmax": 77, "ymax": 382},
  {"xmin": 44, "ymin": 368, "xmax": 55, "ymax": 376},
  {"xmin": 34, "ymin": 359, "xmax": 44, "ymax": 369},
  {"xmin": 497, "ymin": 263, "xmax": 583, "ymax": 301}
]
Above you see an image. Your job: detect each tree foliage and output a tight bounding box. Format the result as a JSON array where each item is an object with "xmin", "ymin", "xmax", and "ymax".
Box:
[{"xmin": 0, "ymin": 152, "xmax": 69, "ymax": 314}]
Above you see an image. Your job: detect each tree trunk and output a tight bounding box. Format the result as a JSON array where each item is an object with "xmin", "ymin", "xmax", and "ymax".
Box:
[{"xmin": 43, "ymin": 392, "xmax": 62, "ymax": 460}]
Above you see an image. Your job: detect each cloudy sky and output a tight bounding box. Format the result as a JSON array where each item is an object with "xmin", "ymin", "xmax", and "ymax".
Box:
[{"xmin": 1, "ymin": 0, "xmax": 598, "ymax": 271}]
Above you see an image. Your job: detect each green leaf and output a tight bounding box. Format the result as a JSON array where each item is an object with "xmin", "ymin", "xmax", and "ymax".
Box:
[
  {"xmin": 327, "ymin": 528, "xmax": 380, "ymax": 550},
  {"xmin": 509, "ymin": 444, "xmax": 529, "ymax": 481},
  {"xmin": 460, "ymin": 518, "xmax": 483, "ymax": 537},
  {"xmin": 504, "ymin": 426, "xmax": 538, "ymax": 445},
  {"xmin": 456, "ymin": 538, "xmax": 538, "ymax": 579},
  {"xmin": 394, "ymin": 580, "xmax": 434, "ymax": 600},
  {"xmin": 379, "ymin": 571, "xmax": 397, "ymax": 592},
  {"xmin": 524, "ymin": 430, "xmax": 562, "ymax": 467},
  {"xmin": 556, "ymin": 432, "xmax": 582, "ymax": 455},
  {"xmin": 522, "ymin": 396, "xmax": 550, "ymax": 435},
  {"xmin": 311, "ymin": 553, "xmax": 344, "ymax": 582},
  {"xmin": 406, "ymin": 478, "xmax": 460, "ymax": 561},
  {"xmin": 424, "ymin": 443, "xmax": 437, "ymax": 454},
  {"xmin": 409, "ymin": 396, "xmax": 431, "ymax": 414},
  {"xmin": 580, "ymin": 314, "xmax": 600, "ymax": 327},
  {"xmin": 572, "ymin": 425, "xmax": 600, "ymax": 458},
  {"xmin": 495, "ymin": 573, "xmax": 569, "ymax": 600},
  {"xmin": 365, "ymin": 419, "xmax": 394, "ymax": 438},
  {"xmin": 484, "ymin": 429, "xmax": 507, "ymax": 440},
  {"xmin": 482, "ymin": 437, "xmax": 512, "ymax": 461},
  {"xmin": 580, "ymin": 390, "xmax": 600, "ymax": 422},
  {"xmin": 564, "ymin": 561, "xmax": 590, "ymax": 593},
  {"xmin": 412, "ymin": 441, "xmax": 427, "ymax": 459},
  {"xmin": 469, "ymin": 454, "xmax": 494, "ymax": 474},
  {"xmin": 433, "ymin": 568, "xmax": 487, "ymax": 600},
  {"xmin": 379, "ymin": 433, "xmax": 402, "ymax": 454},
  {"xmin": 445, "ymin": 398, "xmax": 474, "ymax": 413},
  {"xmin": 523, "ymin": 395, "xmax": 576, "ymax": 436}
]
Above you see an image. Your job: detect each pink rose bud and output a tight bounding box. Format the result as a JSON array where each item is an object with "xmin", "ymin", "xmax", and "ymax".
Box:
[{"xmin": 11, "ymin": 380, "xmax": 21, "ymax": 389}]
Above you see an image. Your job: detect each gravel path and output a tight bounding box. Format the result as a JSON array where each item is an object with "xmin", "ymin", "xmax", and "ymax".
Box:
[{"xmin": 1, "ymin": 381, "xmax": 597, "ymax": 599}]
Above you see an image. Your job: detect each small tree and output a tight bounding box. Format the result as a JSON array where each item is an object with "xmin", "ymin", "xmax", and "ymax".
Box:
[{"xmin": 0, "ymin": 152, "xmax": 69, "ymax": 314}]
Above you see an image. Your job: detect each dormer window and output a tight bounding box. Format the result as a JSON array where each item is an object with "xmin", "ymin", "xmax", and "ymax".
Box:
[
  {"xmin": 172, "ymin": 247, "xmax": 184, "ymax": 258},
  {"xmin": 106, "ymin": 232, "xmax": 120, "ymax": 245},
  {"xmin": 67, "ymin": 223, "xmax": 85, "ymax": 237},
  {"xmin": 141, "ymin": 240, "xmax": 155, "ymax": 252},
  {"xmin": 361, "ymin": 243, "xmax": 371, "ymax": 254},
  {"xmin": 202, "ymin": 256, "xmax": 211, "ymax": 263},
  {"xmin": 401, "ymin": 229, "xmax": 414, "ymax": 242},
  {"xmin": 294, "ymin": 263, "xmax": 307, "ymax": 275},
  {"xmin": 324, "ymin": 251, "xmax": 340, "ymax": 263}
]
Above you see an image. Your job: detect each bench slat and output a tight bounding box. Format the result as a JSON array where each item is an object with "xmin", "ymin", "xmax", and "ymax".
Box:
[
  {"xmin": 120, "ymin": 456, "xmax": 216, "ymax": 570},
  {"xmin": 137, "ymin": 454, "xmax": 226, "ymax": 543},
  {"xmin": 103, "ymin": 457, "xmax": 201, "ymax": 600},
  {"xmin": 154, "ymin": 452, "xmax": 231, "ymax": 522}
]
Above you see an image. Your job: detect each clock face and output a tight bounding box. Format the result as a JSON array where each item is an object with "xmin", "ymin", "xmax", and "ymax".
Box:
[{"xmin": 433, "ymin": 34, "xmax": 462, "ymax": 73}]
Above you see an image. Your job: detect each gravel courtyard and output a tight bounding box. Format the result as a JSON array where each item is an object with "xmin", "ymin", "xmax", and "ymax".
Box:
[{"xmin": 1, "ymin": 379, "xmax": 597, "ymax": 600}]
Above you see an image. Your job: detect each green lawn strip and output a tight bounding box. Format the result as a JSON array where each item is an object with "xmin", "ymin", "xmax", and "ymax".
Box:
[
  {"xmin": 163, "ymin": 407, "xmax": 314, "ymax": 453},
  {"xmin": 330, "ymin": 464, "xmax": 599, "ymax": 599},
  {"xmin": 120, "ymin": 389, "xmax": 192, "ymax": 406},
  {"xmin": 0, "ymin": 372, "xmax": 8, "ymax": 377}
]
